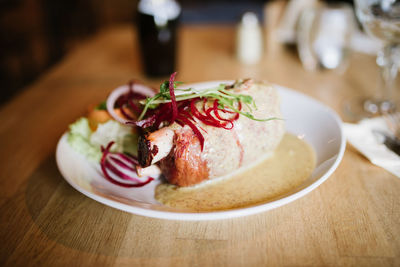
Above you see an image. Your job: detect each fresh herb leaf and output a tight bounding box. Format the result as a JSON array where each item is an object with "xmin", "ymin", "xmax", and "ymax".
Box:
[
  {"xmin": 96, "ymin": 101, "xmax": 107, "ymax": 110},
  {"xmin": 160, "ymin": 81, "xmax": 169, "ymax": 94},
  {"xmin": 160, "ymin": 81, "xmax": 183, "ymax": 96}
]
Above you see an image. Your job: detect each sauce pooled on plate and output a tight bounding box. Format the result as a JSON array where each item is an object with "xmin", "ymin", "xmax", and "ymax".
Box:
[{"xmin": 155, "ymin": 133, "xmax": 316, "ymax": 211}]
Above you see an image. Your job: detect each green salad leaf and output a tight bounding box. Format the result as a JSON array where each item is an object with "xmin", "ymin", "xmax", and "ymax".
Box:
[{"xmin": 67, "ymin": 117, "xmax": 138, "ymax": 162}]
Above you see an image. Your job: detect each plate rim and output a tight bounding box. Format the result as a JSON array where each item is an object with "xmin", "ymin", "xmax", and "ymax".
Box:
[{"xmin": 56, "ymin": 83, "xmax": 346, "ymax": 221}]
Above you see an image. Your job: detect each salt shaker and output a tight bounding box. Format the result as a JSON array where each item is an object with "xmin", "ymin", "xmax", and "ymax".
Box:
[{"xmin": 236, "ymin": 12, "xmax": 263, "ymax": 65}]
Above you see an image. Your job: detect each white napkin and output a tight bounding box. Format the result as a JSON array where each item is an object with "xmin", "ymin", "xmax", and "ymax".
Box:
[{"xmin": 344, "ymin": 117, "xmax": 400, "ymax": 178}]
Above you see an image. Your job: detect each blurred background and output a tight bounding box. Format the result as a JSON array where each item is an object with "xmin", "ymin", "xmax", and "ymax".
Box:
[{"xmin": 0, "ymin": 0, "xmax": 362, "ymax": 105}]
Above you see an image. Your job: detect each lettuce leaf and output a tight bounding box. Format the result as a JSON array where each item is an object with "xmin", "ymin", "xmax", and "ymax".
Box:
[{"xmin": 67, "ymin": 117, "xmax": 137, "ymax": 162}]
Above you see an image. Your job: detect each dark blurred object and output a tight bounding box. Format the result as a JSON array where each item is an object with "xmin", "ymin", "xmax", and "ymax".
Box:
[
  {"xmin": 0, "ymin": 0, "xmax": 98, "ymax": 105},
  {"xmin": 324, "ymin": 0, "xmax": 353, "ymax": 4},
  {"xmin": 0, "ymin": 0, "xmax": 267, "ymax": 105},
  {"xmin": 0, "ymin": 0, "xmax": 47, "ymax": 104},
  {"xmin": 137, "ymin": 0, "xmax": 180, "ymax": 77},
  {"xmin": 40, "ymin": 0, "xmax": 97, "ymax": 62},
  {"xmin": 0, "ymin": 0, "xmax": 138, "ymax": 105},
  {"xmin": 181, "ymin": 0, "xmax": 264, "ymax": 24}
]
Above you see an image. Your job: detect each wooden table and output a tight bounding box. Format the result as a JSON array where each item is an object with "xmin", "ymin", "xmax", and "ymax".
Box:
[{"xmin": 1, "ymin": 7, "xmax": 400, "ymax": 266}]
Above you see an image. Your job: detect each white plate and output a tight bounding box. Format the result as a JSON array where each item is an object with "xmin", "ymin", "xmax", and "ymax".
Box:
[{"xmin": 56, "ymin": 83, "xmax": 346, "ymax": 221}]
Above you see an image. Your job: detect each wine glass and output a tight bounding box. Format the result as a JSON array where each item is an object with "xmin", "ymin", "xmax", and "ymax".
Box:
[
  {"xmin": 348, "ymin": 0, "xmax": 400, "ymax": 119},
  {"xmin": 297, "ymin": 3, "xmax": 355, "ymax": 72}
]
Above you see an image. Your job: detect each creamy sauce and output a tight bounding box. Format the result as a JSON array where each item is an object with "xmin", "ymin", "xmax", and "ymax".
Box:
[{"xmin": 155, "ymin": 133, "xmax": 316, "ymax": 211}]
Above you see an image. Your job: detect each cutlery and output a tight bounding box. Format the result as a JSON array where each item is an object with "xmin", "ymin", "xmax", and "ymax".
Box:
[{"xmin": 376, "ymin": 112, "xmax": 400, "ymax": 156}]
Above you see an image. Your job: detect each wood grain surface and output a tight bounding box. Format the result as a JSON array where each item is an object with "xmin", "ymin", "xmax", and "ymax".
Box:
[{"xmin": 1, "ymin": 3, "xmax": 400, "ymax": 266}]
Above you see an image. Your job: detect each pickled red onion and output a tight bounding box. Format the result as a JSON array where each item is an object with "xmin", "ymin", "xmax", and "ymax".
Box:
[
  {"xmin": 100, "ymin": 141, "xmax": 154, "ymax": 188},
  {"xmin": 106, "ymin": 82, "xmax": 155, "ymax": 124}
]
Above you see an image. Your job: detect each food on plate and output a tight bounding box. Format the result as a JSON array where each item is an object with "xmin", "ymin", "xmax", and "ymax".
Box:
[
  {"xmin": 66, "ymin": 72, "xmax": 284, "ymax": 188},
  {"xmin": 138, "ymin": 79, "xmax": 285, "ymax": 186}
]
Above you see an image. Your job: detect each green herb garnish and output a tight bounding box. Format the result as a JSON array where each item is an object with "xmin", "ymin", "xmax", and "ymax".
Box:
[
  {"xmin": 96, "ymin": 101, "xmax": 107, "ymax": 110},
  {"xmin": 137, "ymin": 82, "xmax": 277, "ymax": 122}
]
